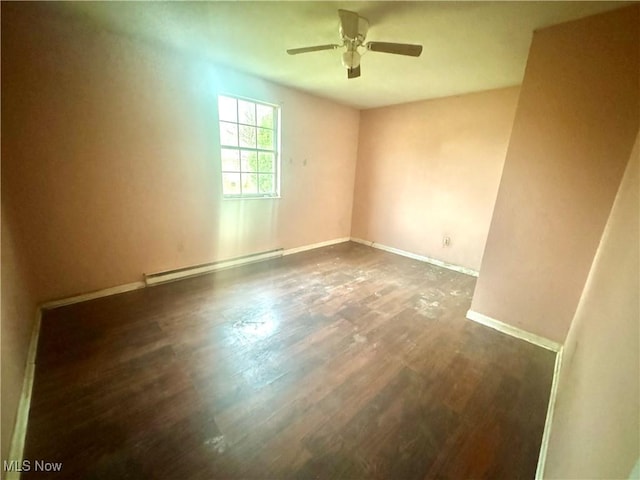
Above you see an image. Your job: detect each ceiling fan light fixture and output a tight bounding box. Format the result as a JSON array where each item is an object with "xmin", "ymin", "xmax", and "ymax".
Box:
[
  {"xmin": 286, "ymin": 9, "xmax": 422, "ymax": 79},
  {"xmin": 341, "ymin": 49, "xmax": 361, "ymax": 69}
]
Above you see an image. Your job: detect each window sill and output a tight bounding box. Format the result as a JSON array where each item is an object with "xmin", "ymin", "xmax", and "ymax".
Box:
[{"xmin": 222, "ymin": 195, "xmax": 281, "ymax": 201}]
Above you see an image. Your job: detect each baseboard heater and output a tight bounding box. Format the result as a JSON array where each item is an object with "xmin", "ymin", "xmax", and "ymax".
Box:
[{"xmin": 144, "ymin": 248, "xmax": 284, "ymax": 286}]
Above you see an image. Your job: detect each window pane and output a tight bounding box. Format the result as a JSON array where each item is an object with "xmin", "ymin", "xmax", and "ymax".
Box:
[
  {"xmin": 258, "ymin": 174, "xmax": 274, "ymax": 194},
  {"xmin": 258, "ymin": 152, "xmax": 274, "ymax": 173},
  {"xmin": 220, "ymin": 122, "xmax": 238, "ymax": 146},
  {"xmin": 242, "ymin": 173, "xmax": 258, "ymax": 194},
  {"xmin": 218, "ymin": 95, "xmax": 279, "ymax": 199},
  {"xmin": 238, "ymin": 100, "xmax": 256, "ymax": 125},
  {"xmin": 239, "ymin": 125, "xmax": 256, "ymax": 148},
  {"xmin": 218, "ymin": 96, "xmax": 237, "ymax": 123},
  {"xmin": 256, "ymin": 104, "xmax": 274, "ymax": 129},
  {"xmin": 257, "ymin": 128, "xmax": 273, "ymax": 150},
  {"xmin": 241, "ymin": 151, "xmax": 258, "ymax": 172},
  {"xmin": 221, "ymin": 149, "xmax": 240, "ymax": 171},
  {"xmin": 222, "ymin": 172, "xmax": 241, "ymax": 195}
]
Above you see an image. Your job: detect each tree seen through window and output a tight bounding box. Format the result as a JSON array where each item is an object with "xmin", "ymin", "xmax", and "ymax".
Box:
[{"xmin": 218, "ymin": 95, "xmax": 279, "ymax": 197}]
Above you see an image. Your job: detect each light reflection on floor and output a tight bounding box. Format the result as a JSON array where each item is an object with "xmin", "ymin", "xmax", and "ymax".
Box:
[{"xmin": 232, "ymin": 309, "xmax": 279, "ymax": 341}]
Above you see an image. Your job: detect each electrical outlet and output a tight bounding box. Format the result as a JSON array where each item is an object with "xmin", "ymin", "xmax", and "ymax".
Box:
[{"xmin": 443, "ymin": 235, "xmax": 451, "ymax": 247}]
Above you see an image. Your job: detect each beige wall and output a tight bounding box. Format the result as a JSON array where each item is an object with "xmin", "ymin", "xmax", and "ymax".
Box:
[
  {"xmin": 544, "ymin": 131, "xmax": 639, "ymax": 479},
  {"xmin": 470, "ymin": 6, "xmax": 639, "ymax": 343},
  {"xmin": 1, "ymin": 209, "xmax": 39, "ymax": 462},
  {"xmin": 1, "ymin": 2, "xmax": 359, "ymax": 304},
  {"xmin": 351, "ymin": 87, "xmax": 520, "ymax": 271}
]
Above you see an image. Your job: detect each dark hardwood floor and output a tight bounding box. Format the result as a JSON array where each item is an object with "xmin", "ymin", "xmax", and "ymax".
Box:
[{"xmin": 22, "ymin": 242, "xmax": 555, "ymax": 479}]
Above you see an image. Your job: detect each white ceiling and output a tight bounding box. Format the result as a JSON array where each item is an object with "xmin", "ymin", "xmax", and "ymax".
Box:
[{"xmin": 64, "ymin": 1, "xmax": 629, "ymax": 109}]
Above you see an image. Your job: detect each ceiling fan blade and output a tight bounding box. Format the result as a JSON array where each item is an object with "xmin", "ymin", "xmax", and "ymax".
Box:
[
  {"xmin": 287, "ymin": 44, "xmax": 339, "ymax": 55},
  {"xmin": 347, "ymin": 65, "xmax": 361, "ymax": 79},
  {"xmin": 366, "ymin": 42, "xmax": 423, "ymax": 57},
  {"xmin": 338, "ymin": 9, "xmax": 359, "ymax": 40}
]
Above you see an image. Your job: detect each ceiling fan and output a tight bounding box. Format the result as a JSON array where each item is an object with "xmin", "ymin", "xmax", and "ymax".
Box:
[{"xmin": 286, "ymin": 9, "xmax": 423, "ymax": 79}]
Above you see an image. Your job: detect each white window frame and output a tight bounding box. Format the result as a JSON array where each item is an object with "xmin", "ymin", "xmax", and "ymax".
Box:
[{"xmin": 217, "ymin": 94, "xmax": 281, "ymax": 199}]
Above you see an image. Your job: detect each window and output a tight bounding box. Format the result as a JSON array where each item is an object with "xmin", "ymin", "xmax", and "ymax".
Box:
[{"xmin": 218, "ymin": 95, "xmax": 280, "ymax": 198}]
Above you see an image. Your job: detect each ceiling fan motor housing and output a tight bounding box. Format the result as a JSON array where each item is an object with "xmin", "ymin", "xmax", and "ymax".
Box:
[{"xmin": 339, "ymin": 15, "xmax": 369, "ymax": 45}]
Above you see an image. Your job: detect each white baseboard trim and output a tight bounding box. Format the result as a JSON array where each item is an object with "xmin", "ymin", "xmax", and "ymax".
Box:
[
  {"xmin": 6, "ymin": 309, "xmax": 42, "ymax": 480},
  {"xmin": 464, "ymin": 309, "xmax": 563, "ymax": 478},
  {"xmin": 283, "ymin": 237, "xmax": 350, "ymax": 256},
  {"xmin": 40, "ymin": 281, "xmax": 145, "ymax": 310},
  {"xmin": 37, "ymin": 238, "xmax": 352, "ymax": 308},
  {"xmin": 348, "ymin": 237, "xmax": 373, "ymax": 247},
  {"xmin": 144, "ymin": 249, "xmax": 284, "ymax": 286},
  {"xmin": 350, "ymin": 237, "xmax": 479, "ymax": 277},
  {"xmin": 145, "ymin": 237, "xmax": 352, "ymax": 286},
  {"xmin": 535, "ymin": 347, "xmax": 564, "ymax": 479},
  {"xmin": 466, "ymin": 310, "xmax": 562, "ymax": 352}
]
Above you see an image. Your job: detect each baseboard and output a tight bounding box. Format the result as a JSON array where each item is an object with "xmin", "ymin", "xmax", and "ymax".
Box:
[
  {"xmin": 6, "ymin": 309, "xmax": 42, "ymax": 480},
  {"xmin": 535, "ymin": 347, "xmax": 564, "ymax": 479},
  {"xmin": 36, "ymin": 238, "xmax": 352, "ymax": 308},
  {"xmin": 282, "ymin": 237, "xmax": 350, "ymax": 256},
  {"xmin": 350, "ymin": 237, "xmax": 479, "ymax": 277},
  {"xmin": 465, "ymin": 310, "xmax": 562, "ymax": 352},
  {"xmin": 464, "ymin": 309, "xmax": 563, "ymax": 478},
  {"xmin": 144, "ymin": 249, "xmax": 285, "ymax": 286},
  {"xmin": 145, "ymin": 237, "xmax": 352, "ymax": 286},
  {"xmin": 40, "ymin": 281, "xmax": 145, "ymax": 310}
]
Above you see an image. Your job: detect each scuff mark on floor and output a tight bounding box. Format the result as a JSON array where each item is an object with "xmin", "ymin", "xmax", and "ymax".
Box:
[
  {"xmin": 415, "ymin": 297, "xmax": 442, "ymax": 319},
  {"xmin": 353, "ymin": 333, "xmax": 367, "ymax": 343},
  {"xmin": 205, "ymin": 435, "xmax": 227, "ymax": 454}
]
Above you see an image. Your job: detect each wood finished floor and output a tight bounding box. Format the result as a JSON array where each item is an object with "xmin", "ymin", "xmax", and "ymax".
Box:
[{"xmin": 23, "ymin": 242, "xmax": 555, "ymax": 479}]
